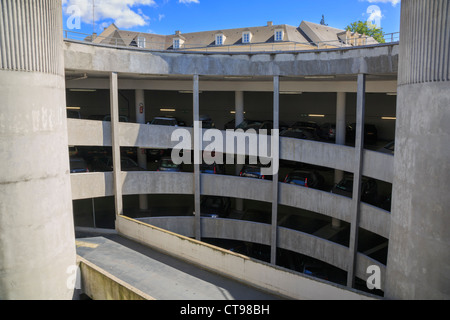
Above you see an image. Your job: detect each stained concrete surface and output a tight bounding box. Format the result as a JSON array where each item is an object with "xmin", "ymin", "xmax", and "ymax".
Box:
[{"xmin": 75, "ymin": 231, "xmax": 284, "ymax": 300}]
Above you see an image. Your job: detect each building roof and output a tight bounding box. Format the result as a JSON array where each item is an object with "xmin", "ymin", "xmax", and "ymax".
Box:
[{"xmin": 92, "ymin": 20, "xmax": 379, "ymax": 51}]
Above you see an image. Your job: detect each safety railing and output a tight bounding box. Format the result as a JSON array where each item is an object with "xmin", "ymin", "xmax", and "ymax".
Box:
[{"xmin": 63, "ymin": 30, "xmax": 400, "ymax": 54}]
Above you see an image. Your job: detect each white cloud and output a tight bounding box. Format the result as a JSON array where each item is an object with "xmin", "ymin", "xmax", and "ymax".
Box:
[
  {"xmin": 362, "ymin": 0, "xmax": 400, "ymax": 7},
  {"xmin": 63, "ymin": 0, "xmax": 157, "ymax": 29},
  {"xmin": 178, "ymin": 0, "xmax": 200, "ymax": 4}
]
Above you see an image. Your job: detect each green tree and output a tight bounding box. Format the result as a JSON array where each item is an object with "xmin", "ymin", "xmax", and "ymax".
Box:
[{"xmin": 345, "ymin": 20, "xmax": 385, "ymax": 43}]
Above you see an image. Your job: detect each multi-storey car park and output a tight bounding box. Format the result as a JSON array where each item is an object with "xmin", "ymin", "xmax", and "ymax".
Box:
[{"xmin": 0, "ymin": 0, "xmax": 449, "ymax": 300}]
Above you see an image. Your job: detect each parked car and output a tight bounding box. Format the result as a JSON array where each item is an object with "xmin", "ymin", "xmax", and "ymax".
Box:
[
  {"xmin": 378, "ymin": 141, "xmax": 395, "ymax": 155},
  {"xmin": 70, "ymin": 157, "xmax": 89, "ymax": 174},
  {"xmin": 236, "ymin": 120, "xmax": 273, "ymax": 132},
  {"xmin": 103, "ymin": 115, "xmax": 129, "ymax": 123},
  {"xmin": 91, "ymin": 156, "xmax": 144, "ymax": 172},
  {"xmin": 239, "ymin": 164, "xmax": 272, "ymax": 180},
  {"xmin": 199, "ymin": 114, "xmax": 215, "ymax": 129},
  {"xmin": 200, "ymin": 162, "xmax": 224, "ymax": 174},
  {"xmin": 302, "ymin": 261, "xmax": 329, "ymax": 281},
  {"xmin": 280, "ymin": 127, "xmax": 319, "ymax": 140},
  {"xmin": 148, "ymin": 148, "xmax": 170, "ymax": 161},
  {"xmin": 148, "ymin": 116, "xmax": 178, "ymax": 126},
  {"xmin": 331, "ymin": 176, "xmax": 378, "ymax": 205},
  {"xmin": 319, "ymin": 123, "xmax": 336, "ymax": 141},
  {"xmin": 236, "ymin": 120, "xmax": 288, "ymax": 133},
  {"xmin": 284, "ymin": 170, "xmax": 325, "ymax": 190},
  {"xmin": 157, "ymin": 157, "xmax": 182, "ymax": 172},
  {"xmin": 292, "ymin": 121, "xmax": 320, "ymax": 131},
  {"xmin": 346, "ymin": 123, "xmax": 378, "ymax": 145},
  {"xmin": 199, "ymin": 196, "xmax": 231, "ymax": 218}
]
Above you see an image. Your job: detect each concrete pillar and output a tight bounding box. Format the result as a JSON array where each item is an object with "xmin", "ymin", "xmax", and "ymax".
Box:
[
  {"xmin": 385, "ymin": 0, "xmax": 450, "ymax": 300},
  {"xmin": 0, "ymin": 0, "xmax": 76, "ymax": 299},
  {"xmin": 135, "ymin": 89, "xmax": 148, "ymax": 211},
  {"xmin": 347, "ymin": 74, "xmax": 366, "ymax": 288},
  {"xmin": 235, "ymin": 91, "xmax": 245, "ymax": 212},
  {"xmin": 270, "ymin": 76, "xmax": 280, "ymax": 265},
  {"xmin": 193, "ymin": 75, "xmax": 201, "ymax": 240},
  {"xmin": 333, "ymin": 92, "xmax": 346, "ymax": 229},
  {"xmin": 235, "ymin": 91, "xmax": 245, "ymax": 127},
  {"xmin": 110, "ymin": 72, "xmax": 123, "ymax": 217}
]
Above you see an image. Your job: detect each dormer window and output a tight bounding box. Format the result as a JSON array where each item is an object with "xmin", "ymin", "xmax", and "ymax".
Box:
[
  {"xmin": 275, "ymin": 29, "xmax": 284, "ymax": 41},
  {"xmin": 173, "ymin": 39, "xmax": 180, "ymax": 49},
  {"xmin": 137, "ymin": 36, "xmax": 146, "ymax": 48},
  {"xmin": 242, "ymin": 31, "xmax": 252, "ymax": 44},
  {"xmin": 215, "ymin": 33, "xmax": 226, "ymax": 46}
]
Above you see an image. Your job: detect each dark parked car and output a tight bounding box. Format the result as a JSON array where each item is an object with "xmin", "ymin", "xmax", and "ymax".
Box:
[
  {"xmin": 148, "ymin": 148, "xmax": 170, "ymax": 161},
  {"xmin": 331, "ymin": 176, "xmax": 378, "ymax": 205},
  {"xmin": 378, "ymin": 141, "xmax": 395, "ymax": 155},
  {"xmin": 284, "ymin": 170, "xmax": 325, "ymax": 190},
  {"xmin": 199, "ymin": 114, "xmax": 215, "ymax": 129},
  {"xmin": 91, "ymin": 156, "xmax": 144, "ymax": 172},
  {"xmin": 157, "ymin": 157, "xmax": 182, "ymax": 172},
  {"xmin": 200, "ymin": 196, "xmax": 231, "ymax": 218},
  {"xmin": 200, "ymin": 162, "xmax": 224, "ymax": 174},
  {"xmin": 280, "ymin": 127, "xmax": 320, "ymax": 140},
  {"xmin": 302, "ymin": 262, "xmax": 329, "ymax": 281},
  {"xmin": 103, "ymin": 115, "xmax": 129, "ymax": 123},
  {"xmin": 319, "ymin": 123, "xmax": 336, "ymax": 141},
  {"xmin": 70, "ymin": 157, "xmax": 89, "ymax": 174},
  {"xmin": 148, "ymin": 116, "xmax": 179, "ymax": 126},
  {"xmin": 346, "ymin": 123, "xmax": 378, "ymax": 145},
  {"xmin": 239, "ymin": 164, "xmax": 272, "ymax": 180},
  {"xmin": 236, "ymin": 120, "xmax": 273, "ymax": 132}
]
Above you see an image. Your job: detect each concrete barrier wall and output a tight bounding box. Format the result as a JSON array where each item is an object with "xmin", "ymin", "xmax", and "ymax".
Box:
[
  {"xmin": 137, "ymin": 216, "xmax": 386, "ymax": 290},
  {"xmin": 116, "ymin": 215, "xmax": 377, "ymax": 300},
  {"xmin": 71, "ymin": 171, "xmax": 390, "ymax": 238},
  {"xmin": 67, "ymin": 120, "xmax": 395, "ymax": 183},
  {"xmin": 77, "ymin": 256, "xmax": 154, "ymax": 300},
  {"xmin": 64, "ymin": 41, "xmax": 398, "ymax": 78}
]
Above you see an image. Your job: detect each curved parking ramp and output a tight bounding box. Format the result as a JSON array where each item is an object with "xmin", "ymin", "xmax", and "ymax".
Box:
[{"xmin": 75, "ymin": 235, "xmax": 283, "ymax": 300}]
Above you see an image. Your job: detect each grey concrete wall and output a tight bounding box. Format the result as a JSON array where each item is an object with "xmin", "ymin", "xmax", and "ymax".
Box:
[
  {"xmin": 386, "ymin": 0, "xmax": 450, "ymax": 300},
  {"xmin": 0, "ymin": 0, "xmax": 76, "ymax": 300},
  {"xmin": 117, "ymin": 215, "xmax": 378, "ymax": 300},
  {"xmin": 64, "ymin": 40, "xmax": 398, "ymax": 77},
  {"xmin": 67, "ymin": 120, "xmax": 395, "ymax": 183},
  {"xmin": 134, "ymin": 215, "xmax": 387, "ymax": 292}
]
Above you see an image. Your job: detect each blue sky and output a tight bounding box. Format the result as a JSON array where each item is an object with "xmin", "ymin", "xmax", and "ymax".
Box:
[{"xmin": 62, "ymin": 0, "xmax": 401, "ymax": 37}]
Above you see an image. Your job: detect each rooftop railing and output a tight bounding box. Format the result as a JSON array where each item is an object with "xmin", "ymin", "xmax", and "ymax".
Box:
[{"xmin": 63, "ymin": 30, "xmax": 400, "ymax": 54}]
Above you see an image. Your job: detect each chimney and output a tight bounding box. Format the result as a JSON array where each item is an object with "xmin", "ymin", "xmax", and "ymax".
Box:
[
  {"xmin": 267, "ymin": 21, "xmax": 273, "ymax": 27},
  {"xmin": 175, "ymin": 30, "xmax": 181, "ymax": 35}
]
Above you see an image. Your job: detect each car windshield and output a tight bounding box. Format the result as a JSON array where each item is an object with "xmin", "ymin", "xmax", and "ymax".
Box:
[
  {"xmin": 161, "ymin": 159, "xmax": 178, "ymax": 168},
  {"xmin": 151, "ymin": 118, "xmax": 177, "ymax": 126},
  {"xmin": 385, "ymin": 142, "xmax": 395, "ymax": 151},
  {"xmin": 336, "ymin": 179, "xmax": 353, "ymax": 191}
]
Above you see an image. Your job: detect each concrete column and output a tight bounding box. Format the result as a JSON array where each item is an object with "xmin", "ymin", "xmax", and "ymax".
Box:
[
  {"xmin": 270, "ymin": 76, "xmax": 280, "ymax": 265},
  {"xmin": 347, "ymin": 74, "xmax": 366, "ymax": 288},
  {"xmin": 235, "ymin": 91, "xmax": 245, "ymax": 212},
  {"xmin": 110, "ymin": 72, "xmax": 123, "ymax": 217},
  {"xmin": 0, "ymin": 0, "xmax": 76, "ymax": 299},
  {"xmin": 332, "ymin": 92, "xmax": 346, "ymax": 229},
  {"xmin": 193, "ymin": 75, "xmax": 201, "ymax": 240},
  {"xmin": 235, "ymin": 91, "xmax": 245, "ymax": 127},
  {"xmin": 385, "ymin": 0, "xmax": 450, "ymax": 300},
  {"xmin": 135, "ymin": 89, "xmax": 148, "ymax": 211}
]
